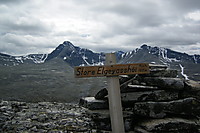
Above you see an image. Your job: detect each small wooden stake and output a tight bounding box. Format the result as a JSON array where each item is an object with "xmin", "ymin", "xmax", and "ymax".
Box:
[{"xmin": 106, "ymin": 53, "xmax": 125, "ymax": 133}]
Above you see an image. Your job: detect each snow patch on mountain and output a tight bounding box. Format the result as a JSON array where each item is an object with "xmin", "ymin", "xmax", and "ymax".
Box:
[
  {"xmin": 179, "ymin": 64, "xmax": 189, "ymax": 80},
  {"xmin": 193, "ymin": 55, "xmax": 197, "ymax": 64},
  {"xmin": 82, "ymin": 55, "xmax": 90, "ymax": 65},
  {"xmin": 15, "ymin": 57, "xmax": 24, "ymax": 63},
  {"xmin": 23, "ymin": 54, "xmax": 48, "ymax": 64},
  {"xmin": 157, "ymin": 47, "xmax": 180, "ymax": 63}
]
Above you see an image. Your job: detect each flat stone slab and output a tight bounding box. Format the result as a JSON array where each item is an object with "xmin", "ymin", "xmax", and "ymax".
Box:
[
  {"xmin": 149, "ymin": 64, "xmax": 168, "ymax": 71},
  {"xmin": 134, "ymin": 97, "xmax": 200, "ymax": 118},
  {"xmin": 126, "ymin": 85, "xmax": 158, "ymax": 92},
  {"xmin": 137, "ymin": 118, "xmax": 199, "ymax": 133},
  {"xmin": 182, "ymin": 80, "xmax": 200, "ymax": 100},
  {"xmin": 79, "ymin": 97, "xmax": 108, "ymax": 110},
  {"xmin": 185, "ymin": 80, "xmax": 200, "ymax": 90},
  {"xmin": 146, "ymin": 69, "xmax": 178, "ymax": 78},
  {"xmin": 122, "ymin": 90, "xmax": 179, "ymax": 104},
  {"xmin": 95, "ymin": 85, "xmax": 159, "ymax": 100},
  {"xmin": 143, "ymin": 77, "xmax": 184, "ymax": 90}
]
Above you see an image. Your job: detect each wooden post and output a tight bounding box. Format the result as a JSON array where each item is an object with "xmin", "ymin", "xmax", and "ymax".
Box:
[
  {"xmin": 106, "ymin": 53, "xmax": 125, "ymax": 133},
  {"xmin": 74, "ymin": 53, "xmax": 149, "ymax": 132}
]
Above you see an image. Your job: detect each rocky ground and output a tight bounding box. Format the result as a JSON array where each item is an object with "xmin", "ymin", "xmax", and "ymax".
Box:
[{"xmin": 0, "ymin": 100, "xmax": 99, "ymax": 133}]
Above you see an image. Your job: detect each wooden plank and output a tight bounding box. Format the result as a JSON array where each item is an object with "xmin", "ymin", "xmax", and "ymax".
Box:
[{"xmin": 74, "ymin": 63, "xmax": 149, "ymax": 78}]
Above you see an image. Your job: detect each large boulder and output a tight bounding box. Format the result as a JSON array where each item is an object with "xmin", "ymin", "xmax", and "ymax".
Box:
[
  {"xmin": 134, "ymin": 97, "xmax": 200, "ymax": 118},
  {"xmin": 181, "ymin": 80, "xmax": 200, "ymax": 100}
]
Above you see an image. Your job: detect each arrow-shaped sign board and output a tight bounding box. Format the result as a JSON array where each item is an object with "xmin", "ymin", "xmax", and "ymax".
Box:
[{"xmin": 74, "ymin": 63, "xmax": 149, "ymax": 78}]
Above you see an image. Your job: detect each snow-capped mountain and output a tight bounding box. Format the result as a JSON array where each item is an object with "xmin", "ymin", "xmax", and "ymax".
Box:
[
  {"xmin": 0, "ymin": 53, "xmax": 48, "ymax": 66},
  {"xmin": 118, "ymin": 44, "xmax": 200, "ymax": 65},
  {"xmin": 45, "ymin": 42, "xmax": 200, "ymax": 80},
  {"xmin": 46, "ymin": 41, "xmax": 105, "ymax": 66},
  {"xmin": 117, "ymin": 44, "xmax": 200, "ymax": 81}
]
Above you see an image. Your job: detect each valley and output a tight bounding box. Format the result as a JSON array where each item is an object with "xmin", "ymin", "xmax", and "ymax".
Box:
[{"xmin": 0, "ymin": 58, "xmax": 106, "ymax": 103}]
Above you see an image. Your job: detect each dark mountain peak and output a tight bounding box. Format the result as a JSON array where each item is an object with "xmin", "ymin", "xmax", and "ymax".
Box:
[
  {"xmin": 46, "ymin": 41, "xmax": 77, "ymax": 61},
  {"xmin": 63, "ymin": 41, "xmax": 72, "ymax": 45},
  {"xmin": 140, "ymin": 44, "xmax": 157, "ymax": 53},
  {"xmin": 46, "ymin": 41, "xmax": 105, "ymax": 66},
  {"xmin": 63, "ymin": 41, "xmax": 75, "ymax": 48},
  {"xmin": 140, "ymin": 44, "xmax": 148, "ymax": 49}
]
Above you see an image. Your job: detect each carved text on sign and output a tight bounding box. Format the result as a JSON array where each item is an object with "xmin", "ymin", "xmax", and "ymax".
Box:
[{"xmin": 74, "ymin": 63, "xmax": 149, "ymax": 78}]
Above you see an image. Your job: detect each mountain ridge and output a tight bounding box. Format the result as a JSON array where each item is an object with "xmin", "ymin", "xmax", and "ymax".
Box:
[
  {"xmin": 1, "ymin": 41, "xmax": 199, "ymax": 66},
  {"xmin": 0, "ymin": 41, "xmax": 199, "ymax": 80}
]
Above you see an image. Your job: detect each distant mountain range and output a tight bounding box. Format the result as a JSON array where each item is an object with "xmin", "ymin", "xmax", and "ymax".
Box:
[{"xmin": 0, "ymin": 41, "xmax": 200, "ymax": 80}]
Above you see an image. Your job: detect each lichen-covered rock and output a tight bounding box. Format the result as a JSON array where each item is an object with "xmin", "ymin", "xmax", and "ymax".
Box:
[
  {"xmin": 134, "ymin": 97, "xmax": 200, "ymax": 118},
  {"xmin": 137, "ymin": 118, "xmax": 199, "ymax": 133}
]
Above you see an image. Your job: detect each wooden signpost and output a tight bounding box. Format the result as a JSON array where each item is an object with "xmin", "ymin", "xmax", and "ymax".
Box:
[{"xmin": 74, "ymin": 53, "xmax": 150, "ymax": 133}]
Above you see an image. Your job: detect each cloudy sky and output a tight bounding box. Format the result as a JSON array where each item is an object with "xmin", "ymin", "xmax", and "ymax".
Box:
[{"xmin": 0, "ymin": 0, "xmax": 200, "ymax": 55}]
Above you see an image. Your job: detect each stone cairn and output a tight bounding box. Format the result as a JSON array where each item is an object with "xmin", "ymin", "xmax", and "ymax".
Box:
[{"xmin": 80, "ymin": 64, "xmax": 200, "ymax": 133}]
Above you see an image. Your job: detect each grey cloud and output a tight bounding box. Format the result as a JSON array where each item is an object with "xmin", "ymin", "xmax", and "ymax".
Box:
[
  {"xmin": 170, "ymin": 0, "xmax": 200, "ymax": 11},
  {"xmin": 0, "ymin": 1, "xmax": 52, "ymax": 36},
  {"xmin": 90, "ymin": 1, "xmax": 169, "ymax": 27},
  {"xmin": 0, "ymin": 17, "xmax": 51, "ymax": 36},
  {"xmin": 0, "ymin": 0, "xmax": 24, "ymax": 4},
  {"xmin": 0, "ymin": 32, "xmax": 58, "ymax": 55},
  {"xmin": 0, "ymin": 0, "xmax": 200, "ymax": 55}
]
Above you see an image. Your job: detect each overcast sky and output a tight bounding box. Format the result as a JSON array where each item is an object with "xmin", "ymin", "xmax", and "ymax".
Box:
[{"xmin": 0, "ymin": 0, "xmax": 200, "ymax": 55}]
